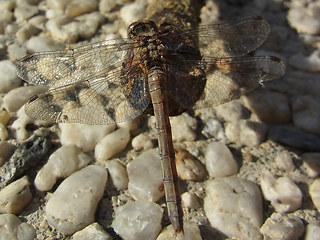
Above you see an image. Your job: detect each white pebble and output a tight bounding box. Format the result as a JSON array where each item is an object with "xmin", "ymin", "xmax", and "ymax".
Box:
[
  {"xmin": 170, "ymin": 113, "xmax": 197, "ymax": 142},
  {"xmin": 0, "ymin": 60, "xmax": 21, "ymax": 94},
  {"xmin": 275, "ymin": 151, "xmax": 295, "ymax": 171},
  {"xmin": 26, "ymin": 36, "xmax": 65, "ymax": 52},
  {"xmin": 46, "ymin": 165, "xmax": 108, "ymax": 235},
  {"xmin": 14, "ymin": 3, "xmax": 38, "ymax": 22},
  {"xmin": 131, "ymin": 133, "xmax": 153, "ymax": 151},
  {"xmin": 309, "ymin": 178, "xmax": 320, "ymax": 211},
  {"xmin": 0, "ymin": 214, "xmax": 36, "ymax": 240},
  {"xmin": 112, "ymin": 201, "xmax": 162, "ymax": 240},
  {"xmin": 120, "ymin": 3, "xmax": 146, "ymax": 26},
  {"xmin": 157, "ymin": 221, "xmax": 201, "ymax": 240},
  {"xmin": 181, "ymin": 192, "xmax": 201, "ymax": 209},
  {"xmin": 239, "ymin": 120, "xmax": 267, "ymax": 146},
  {"xmin": 127, "ymin": 149, "xmax": 163, "ymax": 202},
  {"xmin": 0, "ymin": 123, "xmax": 8, "ymax": 141},
  {"xmin": 72, "ymin": 222, "xmax": 112, "ymax": 240},
  {"xmin": 260, "ymin": 171, "xmax": 302, "ymax": 213},
  {"xmin": 105, "ymin": 160, "xmax": 128, "ymax": 191},
  {"xmin": 204, "ymin": 177, "xmax": 263, "ymax": 239},
  {"xmin": 260, "ymin": 212, "xmax": 304, "ymax": 240},
  {"xmin": 116, "ymin": 117, "xmax": 141, "ymax": 133},
  {"xmin": 202, "ymin": 118, "xmax": 226, "ymax": 141},
  {"xmin": 99, "ymin": 0, "xmax": 117, "ymax": 14},
  {"xmin": 0, "ymin": 141, "xmax": 15, "ymax": 167},
  {"xmin": 8, "ymin": 42, "xmax": 28, "ymax": 61},
  {"xmin": 15, "ymin": 23, "xmax": 39, "ymax": 43},
  {"xmin": 0, "ymin": 110, "xmax": 12, "ymax": 125},
  {"xmin": 95, "ymin": 127, "xmax": 130, "ymax": 162},
  {"xmin": 215, "ymin": 101, "xmax": 250, "ymax": 122},
  {"xmin": 302, "ymin": 153, "xmax": 320, "ymax": 178},
  {"xmin": 305, "ymin": 221, "xmax": 320, "ymax": 240},
  {"xmin": 204, "ymin": 142, "xmax": 238, "ymax": 178},
  {"xmin": 59, "ymin": 123, "xmax": 116, "ymax": 152},
  {"xmin": 0, "ymin": 176, "xmax": 32, "ymax": 214},
  {"xmin": 65, "ymin": 0, "xmax": 98, "ymax": 17},
  {"xmin": 34, "ymin": 145, "xmax": 92, "ymax": 191},
  {"xmin": 175, "ymin": 147, "xmax": 207, "ymax": 181},
  {"xmin": 225, "ymin": 121, "xmax": 241, "ymax": 143},
  {"xmin": 289, "ymin": 50, "xmax": 320, "ymax": 72}
]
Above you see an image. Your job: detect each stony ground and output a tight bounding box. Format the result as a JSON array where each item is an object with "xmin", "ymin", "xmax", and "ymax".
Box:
[{"xmin": 0, "ymin": 0, "xmax": 320, "ymax": 239}]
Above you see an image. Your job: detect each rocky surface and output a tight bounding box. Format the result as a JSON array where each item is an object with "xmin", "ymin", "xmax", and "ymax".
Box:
[{"xmin": 0, "ymin": 0, "xmax": 319, "ymax": 239}]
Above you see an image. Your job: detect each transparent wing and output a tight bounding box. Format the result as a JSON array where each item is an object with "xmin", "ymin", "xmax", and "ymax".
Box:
[
  {"xmin": 24, "ymin": 61, "xmax": 150, "ymax": 125},
  {"xmin": 180, "ymin": 16, "xmax": 271, "ymax": 57},
  {"xmin": 17, "ymin": 38, "xmax": 138, "ymax": 88},
  {"xmin": 167, "ymin": 56, "xmax": 285, "ymax": 109}
]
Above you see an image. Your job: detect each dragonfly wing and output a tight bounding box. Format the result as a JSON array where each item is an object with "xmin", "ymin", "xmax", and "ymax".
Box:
[{"xmin": 24, "ymin": 65, "xmax": 150, "ymax": 125}]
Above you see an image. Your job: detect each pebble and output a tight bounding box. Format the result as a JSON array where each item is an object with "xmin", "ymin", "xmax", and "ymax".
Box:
[
  {"xmin": 0, "ymin": 176, "xmax": 32, "ymax": 214},
  {"xmin": 268, "ymin": 124, "xmax": 320, "ymax": 152},
  {"xmin": 59, "ymin": 123, "xmax": 116, "ymax": 152},
  {"xmin": 302, "ymin": 153, "xmax": 320, "ymax": 178},
  {"xmin": 105, "ymin": 160, "xmax": 128, "ymax": 191},
  {"xmin": 309, "ymin": 178, "xmax": 320, "ymax": 211},
  {"xmin": 0, "ymin": 123, "xmax": 8, "ymax": 141},
  {"xmin": 95, "ymin": 127, "xmax": 130, "ymax": 162},
  {"xmin": 7, "ymin": 42, "xmax": 27, "ymax": 62},
  {"xmin": 260, "ymin": 212, "xmax": 304, "ymax": 240},
  {"xmin": 65, "ymin": 0, "xmax": 98, "ymax": 17},
  {"xmin": 0, "ymin": 110, "xmax": 12, "ymax": 125},
  {"xmin": 204, "ymin": 142, "xmax": 238, "ymax": 178},
  {"xmin": 116, "ymin": 117, "xmax": 141, "ymax": 134},
  {"xmin": 112, "ymin": 201, "xmax": 162, "ymax": 240},
  {"xmin": 15, "ymin": 23, "xmax": 40, "ymax": 43},
  {"xmin": 260, "ymin": 171, "xmax": 302, "ymax": 213},
  {"xmin": 3, "ymin": 86, "xmax": 48, "ymax": 113},
  {"xmin": 14, "ymin": 2, "xmax": 38, "ymax": 22},
  {"xmin": 204, "ymin": 177, "xmax": 263, "ymax": 239},
  {"xmin": 127, "ymin": 149, "xmax": 163, "ymax": 202},
  {"xmin": 156, "ymin": 221, "xmax": 201, "ymax": 240},
  {"xmin": 34, "ymin": 145, "xmax": 92, "ymax": 191},
  {"xmin": 291, "ymin": 95, "xmax": 320, "ymax": 135},
  {"xmin": 46, "ymin": 165, "xmax": 108, "ymax": 235},
  {"xmin": 202, "ymin": 118, "xmax": 226, "ymax": 141},
  {"xmin": 170, "ymin": 113, "xmax": 197, "ymax": 142},
  {"xmin": 274, "ymin": 151, "xmax": 295, "ymax": 171},
  {"xmin": 0, "ymin": 141, "xmax": 15, "ymax": 167},
  {"xmin": 0, "ymin": 213, "xmax": 36, "ymax": 240},
  {"xmin": 289, "ymin": 50, "xmax": 320, "ymax": 72},
  {"xmin": 215, "ymin": 101, "xmax": 250, "ymax": 122},
  {"xmin": 181, "ymin": 192, "xmax": 201, "ymax": 209},
  {"xmin": 72, "ymin": 222, "xmax": 112, "ymax": 240},
  {"xmin": 47, "ymin": 0, "xmax": 68, "ymax": 10},
  {"xmin": 175, "ymin": 147, "xmax": 207, "ymax": 181},
  {"xmin": 25, "ymin": 36, "xmax": 65, "ymax": 52},
  {"xmin": 305, "ymin": 221, "xmax": 320, "ymax": 240},
  {"xmin": 131, "ymin": 133, "xmax": 154, "ymax": 151},
  {"xmin": 120, "ymin": 3, "xmax": 146, "ymax": 26},
  {"xmin": 99, "ymin": 0, "xmax": 117, "ymax": 15},
  {"xmin": 244, "ymin": 90, "xmax": 291, "ymax": 124},
  {"xmin": 0, "ymin": 60, "xmax": 21, "ymax": 94}
]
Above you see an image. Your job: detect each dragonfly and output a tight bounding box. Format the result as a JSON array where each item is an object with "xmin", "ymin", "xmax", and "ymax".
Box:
[{"xmin": 17, "ymin": 16, "xmax": 285, "ymax": 234}]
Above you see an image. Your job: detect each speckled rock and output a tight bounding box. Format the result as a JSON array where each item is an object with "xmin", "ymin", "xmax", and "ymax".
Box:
[
  {"xmin": 274, "ymin": 151, "xmax": 295, "ymax": 171},
  {"xmin": 46, "ymin": 165, "xmax": 108, "ymax": 235},
  {"xmin": 112, "ymin": 201, "xmax": 162, "ymax": 240}
]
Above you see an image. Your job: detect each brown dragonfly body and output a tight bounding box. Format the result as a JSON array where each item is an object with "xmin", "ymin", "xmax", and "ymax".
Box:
[{"xmin": 17, "ymin": 17, "xmax": 285, "ymax": 234}]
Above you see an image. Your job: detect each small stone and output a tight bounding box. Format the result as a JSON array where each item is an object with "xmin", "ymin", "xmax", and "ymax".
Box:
[
  {"xmin": 215, "ymin": 101, "xmax": 250, "ymax": 122},
  {"xmin": 59, "ymin": 123, "xmax": 116, "ymax": 152},
  {"xmin": 14, "ymin": 3, "xmax": 38, "ymax": 22},
  {"xmin": 170, "ymin": 113, "xmax": 197, "ymax": 142},
  {"xmin": 204, "ymin": 177, "xmax": 263, "ymax": 239},
  {"xmin": 274, "ymin": 151, "xmax": 295, "ymax": 171},
  {"xmin": 127, "ymin": 149, "xmax": 163, "ymax": 202},
  {"xmin": 292, "ymin": 95, "xmax": 320, "ymax": 135},
  {"xmin": 99, "ymin": 0, "xmax": 117, "ymax": 15},
  {"xmin": 244, "ymin": 90, "xmax": 291, "ymax": 124},
  {"xmin": 239, "ymin": 120, "xmax": 267, "ymax": 146},
  {"xmin": 0, "ymin": 214, "xmax": 36, "ymax": 240},
  {"xmin": 95, "ymin": 127, "xmax": 130, "ymax": 162},
  {"xmin": 0, "ymin": 123, "xmax": 8, "ymax": 141},
  {"xmin": 289, "ymin": 50, "xmax": 320, "ymax": 72},
  {"xmin": 305, "ymin": 221, "xmax": 320, "ymax": 240},
  {"xmin": 204, "ymin": 142, "xmax": 238, "ymax": 178},
  {"xmin": 202, "ymin": 118, "xmax": 226, "ymax": 141},
  {"xmin": 131, "ymin": 133, "xmax": 153, "ymax": 151},
  {"xmin": 112, "ymin": 201, "xmax": 162, "ymax": 240},
  {"xmin": 0, "ymin": 176, "xmax": 32, "ymax": 214},
  {"xmin": 120, "ymin": 3, "xmax": 146, "ymax": 26},
  {"xmin": 46, "ymin": 165, "xmax": 108, "ymax": 235},
  {"xmin": 72, "ymin": 222, "xmax": 112, "ymax": 240},
  {"xmin": 15, "ymin": 23, "xmax": 40, "ymax": 43},
  {"xmin": 7, "ymin": 42, "xmax": 27, "ymax": 62},
  {"xmin": 302, "ymin": 153, "xmax": 320, "ymax": 178},
  {"xmin": 3, "ymin": 86, "xmax": 48, "ymax": 113},
  {"xmin": 175, "ymin": 147, "xmax": 207, "ymax": 181},
  {"xmin": 0, "ymin": 60, "xmax": 21, "ymax": 94},
  {"xmin": 47, "ymin": 0, "xmax": 68, "ymax": 10},
  {"xmin": 65, "ymin": 0, "xmax": 98, "ymax": 17},
  {"xmin": 105, "ymin": 160, "xmax": 128, "ymax": 191},
  {"xmin": 117, "ymin": 117, "xmax": 141, "ymax": 133},
  {"xmin": 260, "ymin": 212, "xmax": 304, "ymax": 240},
  {"xmin": 260, "ymin": 171, "xmax": 302, "ymax": 213},
  {"xmin": 309, "ymin": 178, "xmax": 320, "ymax": 211},
  {"xmin": 156, "ymin": 221, "xmax": 201, "ymax": 240},
  {"xmin": 26, "ymin": 36, "xmax": 65, "ymax": 52},
  {"xmin": 225, "ymin": 121, "xmax": 241, "ymax": 143},
  {"xmin": 0, "ymin": 141, "xmax": 15, "ymax": 167},
  {"xmin": 181, "ymin": 192, "xmax": 201, "ymax": 209},
  {"xmin": 0, "ymin": 110, "xmax": 12, "ymax": 125},
  {"xmin": 34, "ymin": 145, "xmax": 92, "ymax": 191}
]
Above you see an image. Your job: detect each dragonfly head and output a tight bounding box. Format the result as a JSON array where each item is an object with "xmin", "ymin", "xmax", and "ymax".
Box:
[{"xmin": 128, "ymin": 20, "xmax": 158, "ymax": 39}]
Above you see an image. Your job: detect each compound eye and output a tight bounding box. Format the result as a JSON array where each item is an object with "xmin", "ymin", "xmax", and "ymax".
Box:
[{"xmin": 127, "ymin": 20, "xmax": 158, "ymax": 39}]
